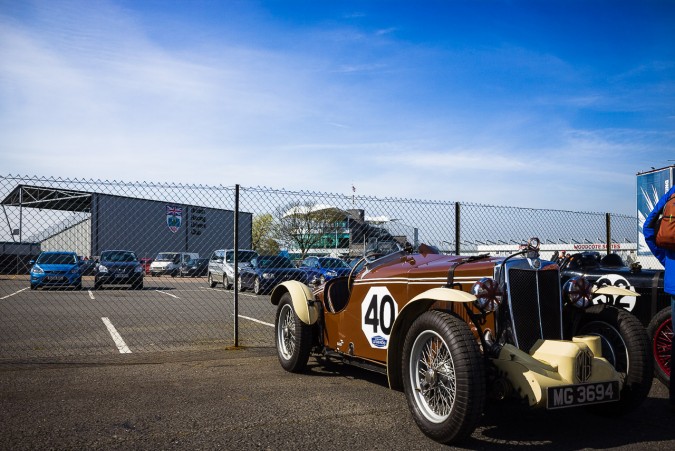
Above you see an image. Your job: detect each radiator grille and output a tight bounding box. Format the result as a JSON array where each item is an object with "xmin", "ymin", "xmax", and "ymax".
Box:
[{"xmin": 507, "ymin": 268, "xmax": 563, "ymax": 352}]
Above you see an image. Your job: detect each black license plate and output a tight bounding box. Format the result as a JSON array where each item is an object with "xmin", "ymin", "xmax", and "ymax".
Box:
[{"xmin": 547, "ymin": 381, "xmax": 619, "ymax": 409}]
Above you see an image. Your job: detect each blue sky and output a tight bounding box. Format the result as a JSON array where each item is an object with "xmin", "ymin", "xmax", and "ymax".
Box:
[{"xmin": 0, "ymin": 0, "xmax": 673, "ymax": 214}]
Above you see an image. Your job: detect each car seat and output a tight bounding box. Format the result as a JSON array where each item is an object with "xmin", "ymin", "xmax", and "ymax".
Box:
[{"xmin": 325, "ymin": 277, "xmax": 349, "ymax": 313}]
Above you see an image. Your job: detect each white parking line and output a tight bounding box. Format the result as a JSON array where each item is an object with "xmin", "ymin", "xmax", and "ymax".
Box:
[
  {"xmin": 156, "ymin": 290, "xmax": 180, "ymax": 299},
  {"xmin": 88, "ymin": 290, "xmax": 95, "ymax": 300},
  {"xmin": 1, "ymin": 287, "xmax": 29, "ymax": 300},
  {"xmin": 200, "ymin": 287, "xmax": 260, "ymax": 299},
  {"xmin": 237, "ymin": 314, "xmax": 274, "ymax": 328},
  {"xmin": 101, "ymin": 317, "xmax": 132, "ymax": 354}
]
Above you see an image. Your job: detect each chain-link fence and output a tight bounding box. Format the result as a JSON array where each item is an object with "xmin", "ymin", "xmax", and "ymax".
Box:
[{"xmin": 0, "ymin": 174, "xmax": 647, "ymax": 360}]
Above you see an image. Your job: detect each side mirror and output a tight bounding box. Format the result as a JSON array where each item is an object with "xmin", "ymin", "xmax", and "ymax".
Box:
[{"xmin": 29, "ymin": 260, "xmax": 35, "ymax": 265}]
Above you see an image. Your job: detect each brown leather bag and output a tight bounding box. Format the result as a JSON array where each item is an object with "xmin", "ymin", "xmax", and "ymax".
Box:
[{"xmin": 655, "ymin": 193, "xmax": 675, "ymax": 250}]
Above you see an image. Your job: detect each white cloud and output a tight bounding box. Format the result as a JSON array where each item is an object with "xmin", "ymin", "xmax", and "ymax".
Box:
[{"xmin": 0, "ymin": 0, "xmax": 670, "ymax": 217}]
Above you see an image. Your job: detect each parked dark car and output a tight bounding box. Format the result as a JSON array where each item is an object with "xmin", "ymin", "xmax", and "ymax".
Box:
[
  {"xmin": 94, "ymin": 250, "xmax": 144, "ymax": 290},
  {"xmin": 299, "ymin": 256, "xmax": 352, "ymax": 284},
  {"xmin": 180, "ymin": 258, "xmax": 209, "ymax": 277},
  {"xmin": 30, "ymin": 251, "xmax": 82, "ymax": 290},
  {"xmin": 238, "ymin": 255, "xmax": 307, "ymax": 295},
  {"xmin": 558, "ymin": 251, "xmax": 670, "ymax": 385}
]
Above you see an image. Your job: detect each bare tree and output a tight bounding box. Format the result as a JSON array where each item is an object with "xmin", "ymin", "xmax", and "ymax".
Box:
[{"xmin": 274, "ymin": 201, "xmax": 345, "ymax": 259}]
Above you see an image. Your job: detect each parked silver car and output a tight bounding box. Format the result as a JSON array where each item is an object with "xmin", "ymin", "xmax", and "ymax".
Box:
[{"xmin": 207, "ymin": 249, "xmax": 258, "ymax": 289}]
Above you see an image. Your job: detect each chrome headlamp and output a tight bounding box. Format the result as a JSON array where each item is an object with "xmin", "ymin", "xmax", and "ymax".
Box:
[
  {"xmin": 562, "ymin": 276, "xmax": 594, "ymax": 308},
  {"xmin": 471, "ymin": 277, "xmax": 502, "ymax": 312}
]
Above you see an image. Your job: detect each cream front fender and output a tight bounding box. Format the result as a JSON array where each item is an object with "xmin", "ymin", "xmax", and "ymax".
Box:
[
  {"xmin": 410, "ymin": 287, "xmax": 477, "ymax": 304},
  {"xmin": 592, "ymin": 285, "xmax": 640, "ymax": 297},
  {"xmin": 270, "ymin": 281, "xmax": 319, "ymax": 325},
  {"xmin": 387, "ymin": 287, "xmax": 476, "ymax": 391}
]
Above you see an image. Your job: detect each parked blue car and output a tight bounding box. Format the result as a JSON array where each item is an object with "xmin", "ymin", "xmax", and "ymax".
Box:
[
  {"xmin": 299, "ymin": 256, "xmax": 352, "ymax": 285},
  {"xmin": 30, "ymin": 251, "xmax": 82, "ymax": 290},
  {"xmin": 238, "ymin": 255, "xmax": 307, "ymax": 295}
]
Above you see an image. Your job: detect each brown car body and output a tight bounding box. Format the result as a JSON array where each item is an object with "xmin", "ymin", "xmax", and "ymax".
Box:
[{"xmin": 270, "ymin": 240, "xmax": 652, "ymax": 444}]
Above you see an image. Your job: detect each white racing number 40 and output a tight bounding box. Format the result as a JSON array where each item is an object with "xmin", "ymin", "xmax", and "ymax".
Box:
[{"xmin": 361, "ymin": 286, "xmax": 399, "ymax": 349}]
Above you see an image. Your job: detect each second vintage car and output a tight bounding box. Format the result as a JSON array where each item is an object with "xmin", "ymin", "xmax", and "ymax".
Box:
[
  {"xmin": 271, "ymin": 238, "xmax": 652, "ymax": 444},
  {"xmin": 558, "ymin": 251, "xmax": 671, "ymax": 386}
]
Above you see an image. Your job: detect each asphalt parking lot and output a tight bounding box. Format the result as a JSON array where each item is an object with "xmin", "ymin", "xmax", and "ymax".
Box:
[
  {"xmin": 2, "ymin": 275, "xmax": 675, "ymax": 449},
  {"xmin": 1, "ymin": 348, "xmax": 674, "ymax": 450},
  {"xmin": 0, "ymin": 276, "xmax": 276, "ymax": 358}
]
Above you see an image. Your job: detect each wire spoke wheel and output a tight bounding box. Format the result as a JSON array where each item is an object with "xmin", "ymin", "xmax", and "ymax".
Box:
[
  {"xmin": 402, "ymin": 311, "xmax": 485, "ymax": 444},
  {"xmin": 653, "ymin": 317, "xmax": 672, "ymax": 377},
  {"xmin": 274, "ymin": 293, "xmax": 312, "ymax": 372},
  {"xmin": 411, "ymin": 331, "xmax": 456, "ymax": 422},
  {"xmin": 648, "ymin": 306, "xmax": 672, "ymax": 386},
  {"xmin": 278, "ymin": 303, "xmax": 296, "ymax": 360}
]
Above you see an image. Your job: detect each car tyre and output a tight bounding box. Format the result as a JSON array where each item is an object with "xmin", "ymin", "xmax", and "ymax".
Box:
[
  {"xmin": 132, "ymin": 281, "xmax": 143, "ymax": 290},
  {"xmin": 238, "ymin": 275, "xmax": 246, "ymax": 292},
  {"xmin": 576, "ymin": 305, "xmax": 653, "ymax": 415},
  {"xmin": 94, "ymin": 280, "xmax": 102, "ymax": 290},
  {"xmin": 208, "ymin": 273, "xmax": 217, "ymax": 288},
  {"xmin": 30, "ymin": 284, "xmax": 37, "ymax": 290},
  {"xmin": 224, "ymin": 275, "xmax": 232, "ymax": 290},
  {"xmin": 402, "ymin": 310, "xmax": 485, "ymax": 444},
  {"xmin": 275, "ymin": 293, "xmax": 313, "ymax": 373},
  {"xmin": 647, "ymin": 306, "xmax": 671, "ymax": 387}
]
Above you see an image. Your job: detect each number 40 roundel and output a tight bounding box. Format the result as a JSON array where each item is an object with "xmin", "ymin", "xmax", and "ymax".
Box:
[{"xmin": 361, "ymin": 286, "xmax": 399, "ymax": 349}]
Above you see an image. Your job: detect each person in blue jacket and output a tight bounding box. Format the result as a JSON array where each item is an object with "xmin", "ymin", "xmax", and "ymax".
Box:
[{"xmin": 643, "ymin": 185, "xmax": 675, "ymax": 411}]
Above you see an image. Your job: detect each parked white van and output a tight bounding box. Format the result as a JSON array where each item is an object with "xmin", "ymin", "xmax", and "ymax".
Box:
[{"xmin": 150, "ymin": 252, "xmax": 199, "ymax": 277}]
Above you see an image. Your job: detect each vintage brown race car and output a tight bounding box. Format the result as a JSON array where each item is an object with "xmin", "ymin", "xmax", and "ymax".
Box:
[{"xmin": 270, "ymin": 238, "xmax": 653, "ymax": 444}]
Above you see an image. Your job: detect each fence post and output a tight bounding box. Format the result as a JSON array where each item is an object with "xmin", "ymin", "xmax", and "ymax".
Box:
[
  {"xmin": 234, "ymin": 185, "xmax": 240, "ymax": 347},
  {"xmin": 605, "ymin": 213, "xmax": 611, "ymax": 255},
  {"xmin": 455, "ymin": 202, "xmax": 461, "ymax": 255}
]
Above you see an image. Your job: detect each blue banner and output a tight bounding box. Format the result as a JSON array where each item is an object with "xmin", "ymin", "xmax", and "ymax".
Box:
[{"xmin": 637, "ymin": 167, "xmax": 673, "ymax": 257}]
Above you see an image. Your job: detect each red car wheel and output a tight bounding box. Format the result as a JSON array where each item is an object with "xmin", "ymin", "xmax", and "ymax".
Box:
[{"xmin": 647, "ymin": 306, "xmax": 672, "ymax": 386}]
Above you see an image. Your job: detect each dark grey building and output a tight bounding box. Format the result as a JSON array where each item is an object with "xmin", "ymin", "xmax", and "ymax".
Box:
[{"xmin": 1, "ymin": 185, "xmax": 251, "ymax": 261}]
